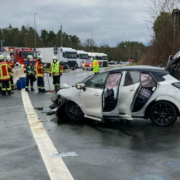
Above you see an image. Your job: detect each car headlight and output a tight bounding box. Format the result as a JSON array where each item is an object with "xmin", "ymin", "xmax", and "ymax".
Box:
[
  {"xmin": 83, "ymin": 64, "xmax": 85, "ymax": 66},
  {"xmin": 90, "ymin": 64, "xmax": 92, "ymax": 67}
]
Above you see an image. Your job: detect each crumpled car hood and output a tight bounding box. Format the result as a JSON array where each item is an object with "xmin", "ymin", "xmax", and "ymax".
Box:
[{"xmin": 57, "ymin": 87, "xmax": 82, "ymax": 105}]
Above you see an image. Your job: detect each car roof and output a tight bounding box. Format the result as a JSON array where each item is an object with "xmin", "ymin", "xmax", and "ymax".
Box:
[{"xmin": 107, "ymin": 65, "xmax": 168, "ymax": 73}]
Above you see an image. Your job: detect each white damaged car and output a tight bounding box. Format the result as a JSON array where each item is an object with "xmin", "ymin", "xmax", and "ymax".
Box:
[{"xmin": 53, "ymin": 54, "xmax": 180, "ymax": 126}]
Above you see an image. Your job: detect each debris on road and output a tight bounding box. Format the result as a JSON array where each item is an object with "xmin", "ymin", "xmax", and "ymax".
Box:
[
  {"xmin": 52, "ymin": 152, "xmax": 78, "ymax": 158},
  {"xmin": 49, "ymin": 104, "xmax": 57, "ymax": 109},
  {"xmin": 35, "ymin": 107, "xmax": 43, "ymax": 111}
]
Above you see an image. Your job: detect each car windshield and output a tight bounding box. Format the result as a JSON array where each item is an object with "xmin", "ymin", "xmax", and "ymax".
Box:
[
  {"xmin": 96, "ymin": 56, "xmax": 103, "ymax": 60},
  {"xmin": 22, "ymin": 51, "xmax": 37, "ymax": 58},
  {"xmin": 85, "ymin": 60, "xmax": 93, "ymax": 63},
  {"xmin": 173, "ymin": 51, "xmax": 180, "ymax": 59},
  {"xmin": 66, "ymin": 52, "xmax": 77, "ymax": 59},
  {"xmin": 80, "ymin": 54, "xmax": 88, "ymax": 59},
  {"xmin": 102, "ymin": 56, "xmax": 108, "ymax": 60},
  {"xmin": 76, "ymin": 75, "xmax": 94, "ymax": 85}
]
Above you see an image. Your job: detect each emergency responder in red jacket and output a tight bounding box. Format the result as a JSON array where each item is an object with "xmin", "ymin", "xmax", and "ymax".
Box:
[
  {"xmin": 23, "ymin": 55, "xmax": 36, "ymax": 92},
  {"xmin": 0, "ymin": 55, "xmax": 11, "ymax": 96},
  {"xmin": 35, "ymin": 55, "xmax": 47, "ymax": 93},
  {"xmin": 6, "ymin": 55, "xmax": 14, "ymax": 94}
]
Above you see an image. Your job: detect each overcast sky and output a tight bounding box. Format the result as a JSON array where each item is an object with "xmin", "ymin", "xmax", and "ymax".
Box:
[{"xmin": 1, "ymin": 0, "xmax": 152, "ymax": 46}]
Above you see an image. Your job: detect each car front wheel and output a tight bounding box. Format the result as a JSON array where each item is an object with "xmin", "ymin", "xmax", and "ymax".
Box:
[
  {"xmin": 149, "ymin": 101, "xmax": 178, "ymax": 126},
  {"xmin": 65, "ymin": 101, "xmax": 84, "ymax": 123}
]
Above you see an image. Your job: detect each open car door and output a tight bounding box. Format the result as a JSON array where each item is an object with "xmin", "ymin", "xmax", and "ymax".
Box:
[
  {"xmin": 118, "ymin": 71, "xmax": 140, "ymax": 120},
  {"xmin": 80, "ymin": 73, "xmax": 108, "ymax": 121},
  {"xmin": 166, "ymin": 51, "xmax": 180, "ymax": 79}
]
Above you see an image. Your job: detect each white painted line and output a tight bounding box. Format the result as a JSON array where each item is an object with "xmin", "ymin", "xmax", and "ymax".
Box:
[
  {"xmin": 62, "ymin": 84, "xmax": 69, "ymax": 87},
  {"xmin": 21, "ymin": 89, "xmax": 74, "ymax": 180},
  {"xmin": 76, "ymin": 73, "xmax": 87, "ymax": 76}
]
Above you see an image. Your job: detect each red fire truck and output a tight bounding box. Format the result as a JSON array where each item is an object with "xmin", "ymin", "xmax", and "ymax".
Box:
[{"xmin": 2, "ymin": 47, "xmax": 38, "ymax": 65}]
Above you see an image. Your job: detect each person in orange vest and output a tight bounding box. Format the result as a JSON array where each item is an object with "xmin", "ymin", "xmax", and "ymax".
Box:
[
  {"xmin": 35, "ymin": 55, "xmax": 47, "ymax": 93},
  {"xmin": 93, "ymin": 59, "xmax": 100, "ymax": 75},
  {"xmin": 0, "ymin": 55, "xmax": 11, "ymax": 96},
  {"xmin": 6, "ymin": 55, "xmax": 14, "ymax": 94}
]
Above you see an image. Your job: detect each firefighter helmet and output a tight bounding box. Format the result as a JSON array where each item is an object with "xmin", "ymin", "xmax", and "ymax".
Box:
[
  {"xmin": 0, "ymin": 55, "xmax": 4, "ymax": 60},
  {"xmin": 27, "ymin": 55, "xmax": 33, "ymax": 59},
  {"xmin": 37, "ymin": 55, "xmax": 43, "ymax": 60},
  {"xmin": 53, "ymin": 56, "xmax": 57, "ymax": 60},
  {"xmin": 6, "ymin": 55, "xmax": 11, "ymax": 61},
  {"xmin": 37, "ymin": 55, "xmax": 41, "ymax": 60}
]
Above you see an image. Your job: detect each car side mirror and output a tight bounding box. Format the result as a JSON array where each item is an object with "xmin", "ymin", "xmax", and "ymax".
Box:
[{"xmin": 76, "ymin": 83, "xmax": 86, "ymax": 91}]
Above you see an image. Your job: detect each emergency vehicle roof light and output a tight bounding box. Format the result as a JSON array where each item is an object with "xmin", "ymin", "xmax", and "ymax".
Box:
[
  {"xmin": 34, "ymin": 48, "xmax": 36, "ymax": 51},
  {"xmin": 22, "ymin": 48, "xmax": 24, "ymax": 50}
]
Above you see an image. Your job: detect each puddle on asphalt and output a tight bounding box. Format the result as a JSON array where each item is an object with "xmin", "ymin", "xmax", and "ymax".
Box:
[
  {"xmin": 161, "ymin": 160, "xmax": 180, "ymax": 169},
  {"xmin": 52, "ymin": 152, "xmax": 78, "ymax": 157},
  {"xmin": 132, "ymin": 173, "xmax": 167, "ymax": 180}
]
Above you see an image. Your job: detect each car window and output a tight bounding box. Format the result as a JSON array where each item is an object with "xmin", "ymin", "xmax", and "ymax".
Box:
[
  {"xmin": 124, "ymin": 71, "xmax": 140, "ymax": 86},
  {"xmin": 104, "ymin": 73, "xmax": 122, "ymax": 100},
  {"xmin": 141, "ymin": 73, "xmax": 157, "ymax": 87},
  {"xmin": 105, "ymin": 73, "xmax": 122, "ymax": 89},
  {"xmin": 87, "ymin": 73, "xmax": 108, "ymax": 89}
]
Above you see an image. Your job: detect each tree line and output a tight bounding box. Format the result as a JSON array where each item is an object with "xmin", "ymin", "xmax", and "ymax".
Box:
[
  {"xmin": 0, "ymin": 24, "xmax": 146, "ymax": 62},
  {"xmin": 140, "ymin": 0, "xmax": 180, "ymax": 66}
]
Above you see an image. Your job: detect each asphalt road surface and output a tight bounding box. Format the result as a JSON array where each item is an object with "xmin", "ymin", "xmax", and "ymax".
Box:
[{"xmin": 1, "ymin": 67, "xmax": 180, "ymax": 180}]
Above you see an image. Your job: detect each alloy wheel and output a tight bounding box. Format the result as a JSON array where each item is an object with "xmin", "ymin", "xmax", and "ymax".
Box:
[{"xmin": 150, "ymin": 102, "xmax": 177, "ymax": 126}]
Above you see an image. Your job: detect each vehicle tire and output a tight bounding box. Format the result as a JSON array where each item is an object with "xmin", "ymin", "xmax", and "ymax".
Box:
[
  {"xmin": 65, "ymin": 101, "xmax": 84, "ymax": 124},
  {"xmin": 149, "ymin": 101, "xmax": 177, "ymax": 126}
]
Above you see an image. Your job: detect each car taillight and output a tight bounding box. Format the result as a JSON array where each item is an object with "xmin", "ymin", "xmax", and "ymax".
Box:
[{"xmin": 172, "ymin": 82, "xmax": 180, "ymax": 89}]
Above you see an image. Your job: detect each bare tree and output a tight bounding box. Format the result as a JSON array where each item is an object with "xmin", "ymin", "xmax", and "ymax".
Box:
[{"xmin": 141, "ymin": 0, "xmax": 180, "ymax": 66}]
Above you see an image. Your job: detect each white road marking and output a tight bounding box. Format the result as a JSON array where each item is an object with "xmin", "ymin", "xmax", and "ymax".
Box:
[
  {"xmin": 62, "ymin": 84, "xmax": 69, "ymax": 87},
  {"xmin": 76, "ymin": 73, "xmax": 87, "ymax": 76},
  {"xmin": 21, "ymin": 89, "xmax": 74, "ymax": 180}
]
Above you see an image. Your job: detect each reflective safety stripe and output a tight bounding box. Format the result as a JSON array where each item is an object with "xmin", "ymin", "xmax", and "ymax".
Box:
[
  {"xmin": 25, "ymin": 86, "xmax": 28, "ymax": 88},
  {"xmin": 2, "ymin": 81, "xmax": 11, "ymax": 91},
  {"xmin": 41, "ymin": 87, "xmax": 45, "ymax": 89},
  {"xmin": 0, "ymin": 62, "xmax": 10, "ymax": 80}
]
